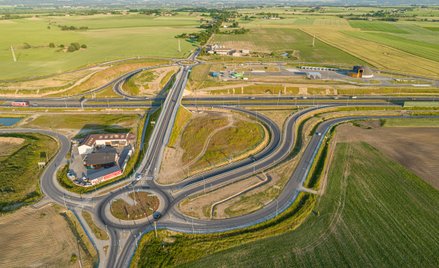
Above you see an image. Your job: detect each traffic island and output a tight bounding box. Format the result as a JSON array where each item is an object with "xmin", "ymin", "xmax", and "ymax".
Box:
[{"xmin": 103, "ymin": 189, "xmax": 166, "ymax": 227}]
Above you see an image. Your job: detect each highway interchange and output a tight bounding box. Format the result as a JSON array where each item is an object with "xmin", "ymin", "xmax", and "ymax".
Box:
[{"xmin": 1, "ymin": 51, "xmax": 439, "ymax": 267}]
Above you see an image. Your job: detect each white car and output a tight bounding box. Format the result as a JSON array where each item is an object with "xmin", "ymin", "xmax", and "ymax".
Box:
[{"xmin": 135, "ymin": 173, "xmax": 142, "ymax": 180}]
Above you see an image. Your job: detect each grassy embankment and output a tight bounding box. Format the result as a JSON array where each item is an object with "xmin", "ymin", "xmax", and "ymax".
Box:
[
  {"xmin": 81, "ymin": 211, "xmax": 109, "ymax": 241},
  {"xmin": 168, "ymin": 105, "xmax": 192, "ymax": 148},
  {"xmin": 123, "ymin": 70, "xmax": 157, "ymax": 96},
  {"xmin": 133, "ymin": 140, "xmax": 439, "ymax": 267},
  {"xmin": 0, "ymin": 133, "xmax": 58, "ymax": 213}
]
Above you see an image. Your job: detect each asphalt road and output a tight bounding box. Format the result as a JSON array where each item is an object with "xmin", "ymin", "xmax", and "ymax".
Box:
[{"xmin": 2, "ymin": 51, "xmax": 439, "ymax": 268}]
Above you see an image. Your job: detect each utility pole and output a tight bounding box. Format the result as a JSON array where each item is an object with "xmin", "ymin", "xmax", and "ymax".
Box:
[
  {"xmin": 10, "ymin": 45, "xmax": 17, "ymax": 62},
  {"xmin": 312, "ymin": 35, "xmax": 316, "ymax": 47},
  {"xmin": 178, "ymin": 39, "xmax": 181, "ymax": 53},
  {"xmin": 154, "ymin": 221, "xmax": 158, "ymax": 238}
]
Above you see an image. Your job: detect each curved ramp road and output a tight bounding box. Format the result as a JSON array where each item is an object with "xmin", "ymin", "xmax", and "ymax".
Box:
[{"xmin": 4, "ymin": 50, "xmax": 439, "ymax": 267}]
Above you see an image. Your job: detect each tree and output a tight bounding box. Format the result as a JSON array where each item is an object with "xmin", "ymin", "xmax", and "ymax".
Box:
[
  {"xmin": 49, "ymin": 42, "xmax": 55, "ymax": 48},
  {"xmin": 81, "ymin": 44, "xmax": 87, "ymax": 49}
]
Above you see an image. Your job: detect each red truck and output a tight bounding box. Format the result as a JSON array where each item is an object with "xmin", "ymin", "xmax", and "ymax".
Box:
[{"xmin": 11, "ymin": 101, "xmax": 30, "ymax": 107}]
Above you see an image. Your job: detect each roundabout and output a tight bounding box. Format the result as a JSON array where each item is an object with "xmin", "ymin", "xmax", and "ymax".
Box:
[{"xmin": 98, "ymin": 186, "xmax": 169, "ymax": 229}]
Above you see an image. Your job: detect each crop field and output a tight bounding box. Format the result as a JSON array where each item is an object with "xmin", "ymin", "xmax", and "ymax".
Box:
[
  {"xmin": 209, "ymin": 10, "xmax": 439, "ymax": 78},
  {"xmin": 344, "ymin": 31, "xmax": 439, "ymax": 63},
  {"xmin": 0, "ymin": 133, "xmax": 58, "ymax": 213},
  {"xmin": 0, "ymin": 13, "xmax": 200, "ymax": 80},
  {"xmin": 348, "ymin": 20, "xmax": 408, "ymax": 33},
  {"xmin": 211, "ymin": 28, "xmax": 365, "ymax": 65},
  {"xmin": 0, "ymin": 205, "xmax": 95, "ymax": 268},
  {"xmin": 139, "ymin": 142, "xmax": 439, "ymax": 267}
]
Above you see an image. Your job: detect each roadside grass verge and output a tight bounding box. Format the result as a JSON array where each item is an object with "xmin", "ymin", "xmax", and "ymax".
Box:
[
  {"xmin": 0, "ymin": 133, "xmax": 58, "ymax": 213},
  {"xmin": 61, "ymin": 210, "xmax": 98, "ymax": 266},
  {"xmin": 23, "ymin": 113, "xmax": 141, "ymax": 138},
  {"xmin": 168, "ymin": 106, "xmax": 192, "ymax": 148},
  {"xmin": 382, "ymin": 117, "xmax": 439, "ymax": 127},
  {"xmin": 131, "ymin": 192, "xmax": 316, "ymax": 268},
  {"xmin": 81, "ymin": 211, "xmax": 109, "ymax": 241}
]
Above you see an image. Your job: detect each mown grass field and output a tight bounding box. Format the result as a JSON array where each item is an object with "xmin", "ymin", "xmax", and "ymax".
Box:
[
  {"xmin": 23, "ymin": 113, "xmax": 141, "ymax": 138},
  {"xmin": 0, "ymin": 133, "xmax": 58, "ymax": 213},
  {"xmin": 133, "ymin": 141, "xmax": 439, "ymax": 267},
  {"xmin": 382, "ymin": 117, "xmax": 439, "ymax": 127},
  {"xmin": 0, "ymin": 13, "xmax": 200, "ymax": 80}
]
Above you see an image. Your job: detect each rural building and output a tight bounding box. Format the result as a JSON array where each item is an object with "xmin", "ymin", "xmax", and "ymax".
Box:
[
  {"xmin": 350, "ymin": 66, "xmax": 374, "ymax": 78},
  {"xmin": 83, "ymin": 147, "xmax": 118, "ymax": 169},
  {"xmin": 206, "ymin": 44, "xmax": 250, "ymax": 57},
  {"xmin": 71, "ymin": 132, "xmax": 135, "ymax": 186},
  {"xmin": 78, "ymin": 133, "xmax": 135, "ymax": 155}
]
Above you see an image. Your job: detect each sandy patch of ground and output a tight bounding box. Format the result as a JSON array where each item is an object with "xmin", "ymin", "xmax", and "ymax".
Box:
[
  {"xmin": 335, "ymin": 123, "xmax": 439, "ymax": 190},
  {"xmin": 179, "ymin": 176, "xmax": 262, "ymax": 219},
  {"xmin": 0, "ymin": 137, "xmax": 25, "ymax": 160},
  {"xmin": 0, "ymin": 205, "xmax": 93, "ymax": 268},
  {"xmin": 143, "ymin": 66, "xmax": 178, "ymax": 94}
]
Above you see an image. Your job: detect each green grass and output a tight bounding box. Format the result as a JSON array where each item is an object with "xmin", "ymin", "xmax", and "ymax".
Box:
[
  {"xmin": 404, "ymin": 101, "xmax": 439, "ymax": 108},
  {"xmin": 211, "ymin": 28, "xmax": 366, "ymax": 65},
  {"xmin": 168, "ymin": 106, "xmax": 192, "ymax": 148},
  {"xmin": 191, "ymin": 120, "xmax": 265, "ymax": 171},
  {"xmin": 23, "ymin": 113, "xmax": 140, "ymax": 138},
  {"xmin": 0, "ymin": 133, "xmax": 58, "ymax": 213},
  {"xmin": 348, "ymin": 20, "xmax": 408, "ymax": 33},
  {"xmin": 344, "ymin": 31, "xmax": 439, "ymax": 62},
  {"xmin": 423, "ymin": 26, "xmax": 439, "ymax": 31},
  {"xmin": 0, "ymin": 14, "xmax": 200, "ymax": 80},
  {"xmin": 82, "ymin": 211, "xmax": 109, "ymax": 240},
  {"xmin": 168, "ymin": 142, "xmax": 439, "ymax": 267},
  {"xmin": 180, "ymin": 114, "xmax": 230, "ymax": 164},
  {"xmin": 382, "ymin": 117, "xmax": 439, "ymax": 127},
  {"xmin": 123, "ymin": 70, "xmax": 157, "ymax": 96}
]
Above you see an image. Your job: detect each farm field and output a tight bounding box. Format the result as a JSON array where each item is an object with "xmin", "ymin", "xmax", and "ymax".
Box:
[
  {"xmin": 0, "ymin": 13, "xmax": 200, "ymax": 80},
  {"xmin": 336, "ymin": 122, "xmax": 439, "ymax": 189},
  {"xmin": 0, "ymin": 205, "xmax": 95, "ymax": 268},
  {"xmin": 0, "ymin": 133, "xmax": 58, "ymax": 213},
  {"xmin": 211, "ymin": 28, "xmax": 365, "ymax": 65},
  {"xmin": 143, "ymin": 141, "xmax": 439, "ymax": 267},
  {"xmin": 209, "ymin": 10, "xmax": 439, "ymax": 78}
]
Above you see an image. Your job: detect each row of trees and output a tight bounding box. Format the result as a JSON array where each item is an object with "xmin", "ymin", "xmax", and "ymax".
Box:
[
  {"xmin": 48, "ymin": 42, "xmax": 87, "ymax": 52},
  {"xmin": 58, "ymin": 25, "xmax": 89, "ymax": 31}
]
